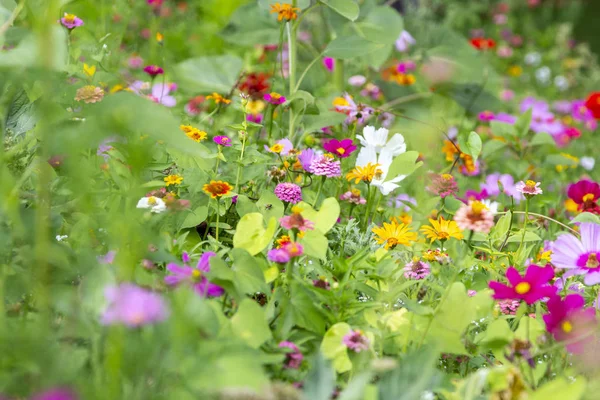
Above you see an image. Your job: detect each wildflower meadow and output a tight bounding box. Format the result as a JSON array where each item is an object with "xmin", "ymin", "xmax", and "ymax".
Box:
[{"xmin": 2, "ymin": 0, "xmax": 600, "ymax": 399}]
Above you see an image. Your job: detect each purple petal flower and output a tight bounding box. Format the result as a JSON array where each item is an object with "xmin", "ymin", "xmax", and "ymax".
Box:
[
  {"xmin": 164, "ymin": 252, "xmax": 224, "ymax": 297},
  {"xmin": 101, "ymin": 283, "xmax": 169, "ymax": 327},
  {"xmin": 31, "ymin": 388, "xmax": 78, "ymax": 400}
]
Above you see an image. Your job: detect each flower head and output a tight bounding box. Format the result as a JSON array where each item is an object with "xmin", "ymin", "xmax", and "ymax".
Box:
[
  {"xmin": 239, "ymin": 72, "xmax": 271, "ymax": 99},
  {"xmin": 515, "ymin": 180, "xmax": 543, "ymax": 197},
  {"xmin": 470, "ymin": 37, "xmax": 496, "ymax": 50},
  {"xmin": 345, "ymin": 163, "xmax": 382, "ymax": 184},
  {"xmin": 372, "ymin": 220, "xmax": 418, "ymax": 249},
  {"xmin": 185, "ymin": 95, "xmax": 205, "ymax": 116},
  {"xmin": 489, "ymin": 265, "xmax": 557, "ymax": 304},
  {"xmin": 551, "ymin": 223, "xmax": 600, "ymax": 285},
  {"xmin": 339, "ymin": 189, "xmax": 366, "ymax": 205},
  {"xmin": 322, "ymin": 57, "xmax": 335, "ymax": 72},
  {"xmin": 180, "ymin": 125, "xmax": 207, "ymax": 142},
  {"xmin": 265, "ymin": 138, "xmax": 293, "ymax": 155},
  {"xmin": 60, "ymin": 13, "xmax": 84, "ymax": 29},
  {"xmin": 297, "ymin": 149, "xmax": 317, "ymax": 173},
  {"xmin": 454, "ymin": 201, "xmax": 495, "ymax": 233},
  {"xmin": 274, "ymin": 182, "xmax": 302, "ymax": 204},
  {"xmin": 323, "ymin": 138, "xmax": 357, "ymax": 158},
  {"xmin": 498, "ymin": 299, "xmax": 521, "ymax": 315},
  {"xmin": 75, "ymin": 86, "xmax": 104, "ymax": 103},
  {"xmin": 268, "ymin": 242, "xmax": 303, "ymax": 263},
  {"xmin": 264, "ymin": 92, "xmax": 286, "ymax": 105},
  {"xmin": 164, "ymin": 174, "xmax": 183, "ymax": 186},
  {"xmin": 101, "ymin": 283, "xmax": 169, "ymax": 327},
  {"xmin": 543, "ymin": 294, "xmax": 597, "ymax": 353},
  {"xmin": 584, "ymin": 92, "xmax": 600, "ymax": 119},
  {"xmin": 213, "ymin": 135, "xmax": 232, "ymax": 146},
  {"xmin": 149, "ymin": 83, "xmax": 176, "ymax": 107},
  {"xmin": 395, "ymin": 30, "xmax": 416, "ymax": 52},
  {"xmin": 280, "ymin": 206, "xmax": 314, "ymax": 231},
  {"xmin": 567, "ymin": 180, "xmax": 600, "ymax": 214},
  {"xmin": 343, "ymin": 330, "xmax": 370, "ymax": 353},
  {"xmin": 423, "ymin": 249, "xmax": 451, "ymax": 264},
  {"xmin": 420, "ymin": 217, "xmax": 464, "ymax": 242},
  {"xmin": 207, "ymin": 93, "xmax": 231, "ymax": 104},
  {"xmin": 481, "ymin": 172, "xmax": 523, "ymax": 202},
  {"xmin": 426, "ymin": 173, "xmax": 459, "ymax": 198},
  {"xmin": 279, "ymin": 341, "xmax": 303, "ymax": 369},
  {"xmin": 203, "ymin": 180, "xmax": 233, "ymax": 199},
  {"xmin": 403, "ymin": 258, "xmax": 431, "ymax": 280},
  {"xmin": 165, "ymin": 252, "xmax": 224, "ymax": 297},
  {"xmin": 357, "ymin": 126, "xmax": 406, "ymax": 155},
  {"xmin": 310, "ymin": 154, "xmax": 341, "ymax": 178},
  {"xmin": 270, "ymin": 3, "xmax": 300, "ymax": 21},
  {"xmin": 143, "ymin": 65, "xmax": 164, "ymax": 77},
  {"xmin": 137, "ymin": 196, "xmax": 167, "ymax": 213}
]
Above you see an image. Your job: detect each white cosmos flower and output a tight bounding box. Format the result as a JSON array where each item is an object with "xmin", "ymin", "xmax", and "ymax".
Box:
[
  {"xmin": 356, "ymin": 145, "xmax": 406, "ymax": 195},
  {"xmin": 481, "ymin": 199, "xmax": 500, "ymax": 214},
  {"xmin": 137, "ymin": 196, "xmax": 167, "ymax": 213},
  {"xmin": 357, "ymin": 126, "xmax": 406, "ymax": 155},
  {"xmin": 581, "ymin": 156, "xmax": 595, "ymax": 171}
]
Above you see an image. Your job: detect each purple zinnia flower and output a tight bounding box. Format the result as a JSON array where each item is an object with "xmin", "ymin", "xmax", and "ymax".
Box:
[
  {"xmin": 551, "ymin": 223, "xmax": 600, "ymax": 285},
  {"xmin": 213, "ymin": 136, "xmax": 231, "ymax": 146},
  {"xmin": 60, "ymin": 13, "xmax": 84, "ymax": 30},
  {"xmin": 165, "ymin": 252, "xmax": 225, "ymax": 297},
  {"xmin": 101, "ymin": 283, "xmax": 169, "ymax": 327},
  {"xmin": 279, "ymin": 341, "xmax": 304, "ymax": 369},
  {"xmin": 31, "ymin": 388, "xmax": 78, "ymax": 400},
  {"xmin": 403, "ymin": 259, "xmax": 430, "ymax": 280},
  {"xmin": 493, "ymin": 113, "xmax": 517, "ymax": 124},
  {"xmin": 310, "ymin": 155, "xmax": 341, "ymax": 178},
  {"xmin": 322, "ymin": 138, "xmax": 356, "ymax": 158},
  {"xmin": 268, "ymin": 248, "xmax": 290, "ymax": 264},
  {"xmin": 343, "ymin": 330, "xmax": 370, "ymax": 353},
  {"xmin": 554, "ymin": 100, "xmax": 572, "ymax": 114},
  {"xmin": 298, "ymin": 148, "xmax": 316, "ymax": 172},
  {"xmin": 274, "ymin": 182, "xmax": 302, "ymax": 204}
]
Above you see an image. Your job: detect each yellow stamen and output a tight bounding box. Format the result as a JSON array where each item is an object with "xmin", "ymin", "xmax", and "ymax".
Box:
[{"xmin": 515, "ymin": 282, "xmax": 531, "ymax": 294}]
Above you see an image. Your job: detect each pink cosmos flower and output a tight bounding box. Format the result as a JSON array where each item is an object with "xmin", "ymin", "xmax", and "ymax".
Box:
[
  {"xmin": 551, "ymin": 223, "xmax": 600, "ymax": 285},
  {"xmin": 274, "ymin": 182, "xmax": 302, "ymax": 204},
  {"xmin": 279, "ymin": 341, "xmax": 303, "ymax": 369},
  {"xmin": 31, "ymin": 388, "xmax": 78, "ymax": 400},
  {"xmin": 481, "ymin": 173, "xmax": 523, "ymax": 202},
  {"xmin": 343, "ymin": 330, "xmax": 370, "ymax": 352},
  {"xmin": 322, "ymin": 138, "xmax": 356, "ymax": 158},
  {"xmin": 213, "ymin": 136, "xmax": 232, "ymax": 146},
  {"xmin": 543, "ymin": 294, "xmax": 597, "ymax": 353},
  {"xmin": 500, "ymin": 89, "xmax": 515, "ymax": 102},
  {"xmin": 489, "ymin": 264, "xmax": 557, "ymax": 304},
  {"xmin": 143, "ymin": 65, "xmax": 164, "ymax": 77},
  {"xmin": 60, "ymin": 13, "xmax": 84, "ymax": 30},
  {"xmin": 322, "ymin": 57, "xmax": 335, "ymax": 72},
  {"xmin": 515, "ymin": 180, "xmax": 543, "ymax": 197},
  {"xmin": 165, "ymin": 251, "xmax": 224, "ymax": 297},
  {"xmin": 263, "ymin": 92, "xmax": 286, "ymax": 105},
  {"xmin": 247, "ymin": 113, "xmax": 263, "ymax": 123},
  {"xmin": 478, "ymin": 111, "xmax": 495, "ymax": 121},
  {"xmin": 395, "ymin": 30, "xmax": 416, "ymax": 52},
  {"xmin": 264, "ymin": 138, "xmax": 293, "ymax": 155},
  {"xmin": 149, "ymin": 83, "xmax": 176, "ymax": 107},
  {"xmin": 101, "ymin": 283, "xmax": 169, "ymax": 327}
]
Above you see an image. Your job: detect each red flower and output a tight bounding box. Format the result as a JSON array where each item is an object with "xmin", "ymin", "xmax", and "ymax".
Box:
[
  {"xmin": 567, "ymin": 179, "xmax": 600, "ymax": 214},
  {"xmin": 584, "ymin": 92, "xmax": 600, "ymax": 119},
  {"xmin": 239, "ymin": 72, "xmax": 271, "ymax": 99},
  {"xmin": 470, "ymin": 37, "xmax": 496, "ymax": 50},
  {"xmin": 489, "ymin": 264, "xmax": 557, "ymax": 305}
]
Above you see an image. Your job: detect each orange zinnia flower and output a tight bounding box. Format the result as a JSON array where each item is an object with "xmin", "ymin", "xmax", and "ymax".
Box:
[{"xmin": 203, "ymin": 180, "xmax": 233, "ymax": 199}]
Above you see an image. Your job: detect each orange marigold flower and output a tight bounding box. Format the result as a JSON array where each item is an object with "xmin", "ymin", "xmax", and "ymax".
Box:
[
  {"xmin": 270, "ymin": 3, "xmax": 300, "ymax": 21},
  {"xmin": 203, "ymin": 180, "xmax": 233, "ymax": 199}
]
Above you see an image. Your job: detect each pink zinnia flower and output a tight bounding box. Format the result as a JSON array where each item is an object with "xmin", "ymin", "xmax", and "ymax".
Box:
[
  {"xmin": 268, "ymin": 248, "xmax": 290, "ymax": 263},
  {"xmin": 343, "ymin": 330, "xmax": 370, "ymax": 352},
  {"xmin": 498, "ymin": 299, "xmax": 520, "ymax": 315},
  {"xmin": 515, "ymin": 180, "xmax": 543, "ymax": 197},
  {"xmin": 213, "ymin": 135, "xmax": 231, "ymax": 146},
  {"xmin": 128, "ymin": 55, "xmax": 144, "ymax": 69},
  {"xmin": 247, "ymin": 113, "xmax": 263, "ymax": 123},
  {"xmin": 489, "ymin": 264, "xmax": 557, "ymax": 304},
  {"xmin": 426, "ymin": 173, "xmax": 458, "ymax": 198},
  {"xmin": 143, "ymin": 65, "xmax": 164, "ymax": 77},
  {"xmin": 396, "ymin": 61, "xmax": 416, "ymax": 74},
  {"xmin": 340, "ymin": 189, "xmax": 366, "ymax": 205},
  {"xmin": 310, "ymin": 155, "xmax": 341, "ymax": 178},
  {"xmin": 280, "ymin": 208, "xmax": 314, "ymax": 232},
  {"xmin": 551, "ymin": 223, "xmax": 600, "ymax": 285},
  {"xmin": 567, "ymin": 180, "xmax": 600, "ymax": 214},
  {"xmin": 322, "ymin": 57, "xmax": 335, "ymax": 72},
  {"xmin": 478, "ymin": 110, "xmax": 495, "ymax": 121},
  {"xmin": 279, "ymin": 341, "xmax": 304, "ymax": 369},
  {"xmin": 165, "ymin": 252, "xmax": 224, "ymax": 297},
  {"xmin": 274, "ymin": 182, "xmax": 302, "ymax": 204},
  {"xmin": 403, "ymin": 259, "xmax": 430, "ymax": 280},
  {"xmin": 60, "ymin": 13, "xmax": 84, "ymax": 30},
  {"xmin": 454, "ymin": 201, "xmax": 495, "ymax": 233},
  {"xmin": 31, "ymin": 388, "xmax": 78, "ymax": 400},
  {"xmin": 322, "ymin": 138, "xmax": 356, "ymax": 158},
  {"xmin": 185, "ymin": 96, "xmax": 205, "ymax": 116},
  {"xmin": 101, "ymin": 283, "xmax": 169, "ymax": 327},
  {"xmin": 264, "ymin": 92, "xmax": 286, "ymax": 105},
  {"xmin": 543, "ymin": 294, "xmax": 597, "ymax": 353}
]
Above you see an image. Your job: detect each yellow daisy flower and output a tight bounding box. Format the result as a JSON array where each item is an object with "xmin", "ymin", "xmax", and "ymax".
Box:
[
  {"xmin": 346, "ymin": 163, "xmax": 382, "ymax": 184},
  {"xmin": 420, "ymin": 217, "xmax": 464, "ymax": 243},
  {"xmin": 164, "ymin": 174, "xmax": 183, "ymax": 186},
  {"xmin": 372, "ymin": 220, "xmax": 418, "ymax": 250}
]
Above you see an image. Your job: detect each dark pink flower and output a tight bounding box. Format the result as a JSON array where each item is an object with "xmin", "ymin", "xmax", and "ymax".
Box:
[
  {"xmin": 567, "ymin": 180, "xmax": 600, "ymax": 214},
  {"xmin": 279, "ymin": 341, "xmax": 304, "ymax": 369},
  {"xmin": 143, "ymin": 65, "xmax": 164, "ymax": 77},
  {"xmin": 274, "ymin": 182, "xmax": 302, "ymax": 204},
  {"xmin": 322, "ymin": 57, "xmax": 335, "ymax": 72},
  {"xmin": 165, "ymin": 252, "xmax": 224, "ymax": 297},
  {"xmin": 489, "ymin": 265, "xmax": 557, "ymax": 304},
  {"xmin": 322, "ymin": 138, "xmax": 356, "ymax": 158},
  {"xmin": 478, "ymin": 110, "xmax": 495, "ymax": 121},
  {"xmin": 343, "ymin": 330, "xmax": 370, "ymax": 352},
  {"xmin": 263, "ymin": 92, "xmax": 286, "ymax": 105},
  {"xmin": 213, "ymin": 135, "xmax": 232, "ymax": 146},
  {"xmin": 31, "ymin": 388, "xmax": 78, "ymax": 400},
  {"xmin": 543, "ymin": 294, "xmax": 597, "ymax": 353}
]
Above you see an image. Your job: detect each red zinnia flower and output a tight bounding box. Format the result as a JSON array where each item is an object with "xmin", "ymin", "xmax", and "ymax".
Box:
[
  {"xmin": 470, "ymin": 37, "xmax": 496, "ymax": 50},
  {"xmin": 489, "ymin": 264, "xmax": 557, "ymax": 304},
  {"xmin": 239, "ymin": 72, "xmax": 271, "ymax": 99},
  {"xmin": 584, "ymin": 92, "xmax": 600, "ymax": 119}
]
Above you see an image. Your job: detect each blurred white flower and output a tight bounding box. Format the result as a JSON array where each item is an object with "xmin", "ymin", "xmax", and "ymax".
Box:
[
  {"xmin": 554, "ymin": 75, "xmax": 569, "ymax": 91},
  {"xmin": 581, "ymin": 157, "xmax": 595, "ymax": 171},
  {"xmin": 348, "ymin": 75, "xmax": 366, "ymax": 87},
  {"xmin": 357, "ymin": 126, "xmax": 406, "ymax": 155},
  {"xmin": 535, "ymin": 66, "xmax": 551, "ymax": 85},
  {"xmin": 137, "ymin": 196, "xmax": 167, "ymax": 213},
  {"xmin": 481, "ymin": 199, "xmax": 500, "ymax": 214},
  {"xmin": 524, "ymin": 52, "xmax": 541, "ymax": 66},
  {"xmin": 56, "ymin": 235, "xmax": 68, "ymax": 242}
]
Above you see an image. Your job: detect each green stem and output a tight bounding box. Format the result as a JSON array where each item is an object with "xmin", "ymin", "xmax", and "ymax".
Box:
[
  {"xmin": 214, "ymin": 147, "xmax": 221, "ymax": 175},
  {"xmin": 294, "ymin": 52, "xmax": 324, "ymax": 92},
  {"xmin": 517, "ymin": 199, "xmax": 530, "ymax": 256},
  {"xmin": 287, "ymin": 15, "xmax": 297, "ymax": 140},
  {"xmin": 363, "ymin": 184, "xmax": 372, "ymax": 231},
  {"xmin": 313, "ymin": 176, "xmax": 325, "ymax": 207},
  {"xmin": 333, "ymin": 59, "xmax": 344, "ymax": 91},
  {"xmin": 215, "ymin": 199, "xmax": 220, "ymax": 246},
  {"xmin": 497, "ymin": 210, "xmax": 579, "ymax": 236},
  {"xmin": 268, "ymin": 106, "xmax": 275, "ymax": 142}
]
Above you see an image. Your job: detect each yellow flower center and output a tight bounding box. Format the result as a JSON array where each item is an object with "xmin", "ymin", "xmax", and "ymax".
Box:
[
  {"xmin": 471, "ymin": 201, "xmax": 487, "ymax": 215},
  {"xmin": 583, "ymin": 193, "xmax": 595, "ymax": 203},
  {"xmin": 586, "ymin": 253, "xmax": 599, "ymax": 269},
  {"xmin": 515, "ymin": 282, "xmax": 531, "ymax": 294},
  {"xmin": 525, "ymin": 180, "xmax": 536, "ymax": 188},
  {"xmin": 336, "ymin": 147, "xmax": 346, "ymax": 155},
  {"xmin": 333, "ymin": 97, "xmax": 350, "ymax": 107},
  {"xmin": 441, "ymin": 174, "xmax": 453, "ymax": 181},
  {"xmin": 291, "ymin": 205, "xmax": 303, "ymax": 214},
  {"xmin": 437, "ymin": 232, "xmax": 450, "ymax": 240},
  {"xmin": 270, "ymin": 92, "xmax": 282, "ymax": 100},
  {"xmin": 270, "ymin": 143, "xmax": 284, "ymax": 153},
  {"xmin": 561, "ymin": 320, "xmax": 573, "ymax": 333},
  {"xmin": 147, "ymin": 196, "xmax": 157, "ymax": 205},
  {"xmin": 64, "ymin": 14, "xmax": 76, "ymax": 23},
  {"xmin": 386, "ymin": 238, "xmax": 399, "ymax": 248},
  {"xmin": 580, "ymin": 106, "xmax": 588, "ymax": 114},
  {"xmin": 192, "ymin": 269, "xmax": 202, "ymax": 280}
]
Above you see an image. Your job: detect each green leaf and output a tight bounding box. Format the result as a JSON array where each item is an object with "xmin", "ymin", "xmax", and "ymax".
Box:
[
  {"xmin": 506, "ymin": 230, "xmax": 542, "ymax": 243},
  {"xmin": 296, "ymin": 197, "xmax": 340, "ymax": 234},
  {"xmin": 303, "ymin": 111, "xmax": 347, "ymax": 132},
  {"xmin": 490, "ymin": 211, "xmax": 512, "ymax": 242},
  {"xmin": 356, "ymin": 6, "xmax": 403, "ymax": 45},
  {"xmin": 474, "ymin": 319, "xmax": 512, "ymax": 349},
  {"xmin": 385, "ymin": 151, "xmax": 423, "ymax": 182},
  {"xmin": 321, "ymin": 323, "xmax": 353, "ymax": 373},
  {"xmin": 489, "ymin": 121, "xmax": 515, "ymax": 138},
  {"xmin": 233, "ymin": 213, "xmax": 277, "ymax": 255},
  {"xmin": 221, "ymin": 3, "xmax": 279, "ymax": 46},
  {"xmin": 231, "ymin": 299, "xmax": 272, "ymax": 348},
  {"xmin": 290, "ymin": 283, "xmax": 328, "ymax": 333},
  {"xmin": 515, "ymin": 316, "xmax": 545, "ymax": 350},
  {"xmin": 320, "ymin": 0, "xmax": 359, "ymax": 21},
  {"xmin": 529, "ymin": 377, "xmax": 586, "ymax": 400},
  {"xmin": 235, "ymin": 195, "xmax": 259, "ymax": 217},
  {"xmin": 256, "ymin": 191, "xmax": 284, "ymax": 222},
  {"xmin": 515, "ymin": 108, "xmax": 532, "ymax": 137},
  {"xmin": 4, "ymin": 90, "xmax": 37, "ymax": 139},
  {"xmin": 301, "ymin": 230, "xmax": 329, "ymax": 260},
  {"xmin": 443, "ymin": 196, "xmax": 463, "ymax": 214},
  {"xmin": 230, "ymin": 248, "xmax": 269, "ymax": 295},
  {"xmin": 530, "ymin": 132, "xmax": 556, "ymax": 147},
  {"xmin": 180, "ymin": 206, "xmax": 208, "ymax": 229},
  {"xmin": 303, "ymin": 353, "xmax": 336, "ymax": 400},
  {"xmin": 570, "ymin": 212, "xmax": 600, "ymax": 225},
  {"xmin": 175, "ymin": 55, "xmax": 243, "ymax": 93},
  {"xmin": 458, "ymin": 131, "xmax": 483, "ymax": 162},
  {"xmin": 324, "ymin": 35, "xmax": 385, "ymax": 60},
  {"xmin": 546, "ymin": 154, "xmax": 579, "ymax": 166},
  {"xmin": 482, "ymin": 139, "xmax": 508, "ymax": 158}
]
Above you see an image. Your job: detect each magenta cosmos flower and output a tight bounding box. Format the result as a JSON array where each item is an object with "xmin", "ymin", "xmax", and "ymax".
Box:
[
  {"xmin": 60, "ymin": 13, "xmax": 84, "ymax": 30},
  {"xmin": 489, "ymin": 265, "xmax": 557, "ymax": 304},
  {"xmin": 343, "ymin": 330, "xmax": 370, "ymax": 353},
  {"xmin": 274, "ymin": 182, "xmax": 302, "ymax": 204},
  {"xmin": 551, "ymin": 223, "xmax": 600, "ymax": 285},
  {"xmin": 101, "ymin": 283, "xmax": 169, "ymax": 327},
  {"xmin": 279, "ymin": 341, "xmax": 304, "ymax": 369},
  {"xmin": 213, "ymin": 135, "xmax": 231, "ymax": 146},
  {"xmin": 143, "ymin": 65, "xmax": 164, "ymax": 77},
  {"xmin": 568, "ymin": 179, "xmax": 600, "ymax": 214},
  {"xmin": 543, "ymin": 294, "xmax": 597, "ymax": 353},
  {"xmin": 323, "ymin": 138, "xmax": 357, "ymax": 158},
  {"xmin": 165, "ymin": 252, "xmax": 224, "ymax": 297},
  {"xmin": 31, "ymin": 388, "xmax": 78, "ymax": 400},
  {"xmin": 264, "ymin": 92, "xmax": 286, "ymax": 105}
]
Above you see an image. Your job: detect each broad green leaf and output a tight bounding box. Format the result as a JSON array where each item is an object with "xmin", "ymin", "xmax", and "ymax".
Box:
[
  {"xmin": 180, "ymin": 206, "xmax": 208, "ymax": 229},
  {"xmin": 297, "ymin": 197, "xmax": 340, "ymax": 234},
  {"xmin": 515, "ymin": 108, "xmax": 532, "ymax": 137},
  {"xmin": 175, "ymin": 55, "xmax": 243, "ymax": 93},
  {"xmin": 230, "ymin": 248, "xmax": 269, "ymax": 295},
  {"xmin": 321, "ymin": 0, "xmax": 360, "ymax": 21},
  {"xmin": 443, "ymin": 196, "xmax": 463, "ymax": 214},
  {"xmin": 385, "ymin": 151, "xmax": 422, "ymax": 182},
  {"xmin": 233, "ymin": 213, "xmax": 277, "ymax": 255},
  {"xmin": 506, "ymin": 230, "xmax": 542, "ymax": 243},
  {"xmin": 303, "ymin": 111, "xmax": 347, "ymax": 132},
  {"xmin": 490, "ymin": 211, "xmax": 512, "ymax": 242},
  {"xmin": 436, "ymin": 83, "xmax": 501, "ymax": 115},
  {"xmin": 458, "ymin": 131, "xmax": 482, "ymax": 162},
  {"xmin": 235, "ymin": 195, "xmax": 259, "ymax": 217},
  {"xmin": 482, "ymin": 139, "xmax": 507, "ymax": 158},
  {"xmin": 290, "ymin": 283, "xmax": 328, "ymax": 333},
  {"xmin": 324, "ymin": 35, "xmax": 385, "ymax": 60},
  {"xmin": 301, "ymin": 230, "xmax": 328, "ymax": 260},
  {"xmin": 338, "ymin": 372, "xmax": 373, "ymax": 400},
  {"xmin": 474, "ymin": 319, "xmax": 512, "ymax": 349},
  {"xmin": 529, "ymin": 377, "xmax": 586, "ymax": 400},
  {"xmin": 356, "ymin": 6, "xmax": 403, "ymax": 45},
  {"xmin": 303, "ymin": 353, "xmax": 336, "ymax": 400},
  {"xmin": 321, "ymin": 323, "xmax": 353, "ymax": 373},
  {"xmin": 530, "ymin": 132, "xmax": 556, "ymax": 146},
  {"xmin": 221, "ymin": 3, "xmax": 279, "ymax": 45},
  {"xmin": 515, "ymin": 316, "xmax": 545, "ymax": 350},
  {"xmin": 231, "ymin": 299, "xmax": 272, "ymax": 348},
  {"xmin": 570, "ymin": 212, "xmax": 600, "ymax": 225},
  {"xmin": 546, "ymin": 154, "xmax": 579, "ymax": 166},
  {"xmin": 256, "ymin": 190, "xmax": 284, "ymax": 222},
  {"xmin": 490, "ymin": 120, "xmax": 516, "ymax": 137}
]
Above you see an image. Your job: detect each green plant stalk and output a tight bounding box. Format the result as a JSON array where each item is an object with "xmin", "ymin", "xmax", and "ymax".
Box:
[
  {"xmin": 215, "ymin": 199, "xmax": 221, "ymax": 245},
  {"xmin": 313, "ymin": 175, "xmax": 326, "ymax": 207},
  {"xmin": 268, "ymin": 105, "xmax": 275, "ymax": 141},
  {"xmin": 235, "ymin": 107, "xmax": 249, "ymax": 192},
  {"xmin": 334, "ymin": 59, "xmax": 344, "ymax": 91},
  {"xmin": 214, "ymin": 147, "xmax": 221, "ymax": 175},
  {"xmin": 497, "ymin": 210, "xmax": 579, "ymax": 236},
  {"xmin": 517, "ymin": 198, "xmax": 530, "ymax": 256},
  {"xmin": 287, "ymin": 8, "xmax": 297, "ymax": 140},
  {"xmin": 363, "ymin": 184, "xmax": 372, "ymax": 231}
]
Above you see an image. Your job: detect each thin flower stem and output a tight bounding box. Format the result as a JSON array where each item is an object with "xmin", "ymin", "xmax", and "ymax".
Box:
[
  {"xmin": 518, "ymin": 199, "xmax": 530, "ymax": 256},
  {"xmin": 294, "ymin": 52, "xmax": 324, "ymax": 92},
  {"xmin": 215, "ymin": 199, "xmax": 220, "ymax": 246},
  {"xmin": 363, "ymin": 184, "xmax": 372, "ymax": 231},
  {"xmin": 287, "ymin": 18, "xmax": 297, "ymax": 140},
  {"xmin": 235, "ymin": 136, "xmax": 246, "ymax": 192},
  {"xmin": 313, "ymin": 176, "xmax": 325, "ymax": 207},
  {"xmin": 268, "ymin": 106, "xmax": 275, "ymax": 141},
  {"xmin": 380, "ymin": 92, "xmax": 432, "ymax": 110},
  {"xmin": 496, "ymin": 211, "xmax": 579, "ymax": 236}
]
